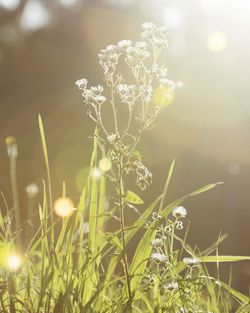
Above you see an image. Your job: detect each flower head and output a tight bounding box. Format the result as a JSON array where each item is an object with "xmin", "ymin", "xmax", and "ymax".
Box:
[
  {"xmin": 75, "ymin": 78, "xmax": 88, "ymax": 90},
  {"xmin": 183, "ymin": 257, "xmax": 200, "ymax": 266},
  {"xmin": 151, "ymin": 252, "xmax": 168, "ymax": 263},
  {"xmin": 117, "ymin": 40, "xmax": 132, "ymax": 51},
  {"xmin": 163, "ymin": 280, "xmax": 179, "ymax": 291},
  {"xmin": 172, "ymin": 206, "xmax": 187, "ymax": 218},
  {"xmin": 151, "ymin": 238, "xmax": 163, "ymax": 247},
  {"xmin": 141, "ymin": 22, "xmax": 156, "ymax": 31}
]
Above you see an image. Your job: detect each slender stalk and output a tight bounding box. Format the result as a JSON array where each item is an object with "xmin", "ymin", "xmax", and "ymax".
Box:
[
  {"xmin": 110, "ymin": 73, "xmax": 118, "ymax": 134},
  {"xmin": 117, "ymin": 155, "xmax": 132, "ymax": 303},
  {"xmin": 10, "ymin": 155, "xmax": 20, "ymax": 236}
]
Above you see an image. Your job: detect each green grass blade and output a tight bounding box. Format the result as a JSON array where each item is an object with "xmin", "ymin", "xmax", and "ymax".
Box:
[{"xmin": 200, "ymin": 255, "xmax": 250, "ymax": 262}]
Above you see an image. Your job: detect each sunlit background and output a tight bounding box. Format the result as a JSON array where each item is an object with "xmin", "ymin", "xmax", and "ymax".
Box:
[{"xmin": 1, "ymin": 0, "xmax": 250, "ymax": 292}]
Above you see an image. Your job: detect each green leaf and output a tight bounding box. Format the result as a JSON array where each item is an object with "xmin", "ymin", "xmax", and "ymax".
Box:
[
  {"xmin": 125, "ymin": 190, "xmax": 144, "ymax": 204},
  {"xmin": 200, "ymin": 255, "xmax": 250, "ymax": 263}
]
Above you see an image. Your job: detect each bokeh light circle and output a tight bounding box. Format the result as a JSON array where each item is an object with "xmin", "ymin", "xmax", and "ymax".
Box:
[{"xmin": 54, "ymin": 197, "xmax": 75, "ymax": 218}]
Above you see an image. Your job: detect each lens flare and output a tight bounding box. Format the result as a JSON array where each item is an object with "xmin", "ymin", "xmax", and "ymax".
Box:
[
  {"xmin": 91, "ymin": 167, "xmax": 102, "ymax": 180},
  {"xmin": 153, "ymin": 85, "xmax": 175, "ymax": 107},
  {"xmin": 7, "ymin": 254, "xmax": 22, "ymax": 271},
  {"xmin": 54, "ymin": 197, "xmax": 74, "ymax": 218},
  {"xmin": 207, "ymin": 32, "xmax": 227, "ymax": 53},
  {"xmin": 99, "ymin": 158, "xmax": 112, "ymax": 172}
]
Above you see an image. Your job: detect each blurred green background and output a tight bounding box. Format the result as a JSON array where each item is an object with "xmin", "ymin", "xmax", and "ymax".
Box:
[{"xmin": 0, "ymin": 0, "xmax": 250, "ymax": 292}]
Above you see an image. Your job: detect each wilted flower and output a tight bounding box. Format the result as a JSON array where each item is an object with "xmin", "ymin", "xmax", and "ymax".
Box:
[
  {"xmin": 136, "ymin": 162, "xmax": 152, "ymax": 190},
  {"xmin": 172, "ymin": 206, "xmax": 187, "ymax": 218},
  {"xmin": 6, "ymin": 136, "xmax": 18, "ymax": 158},
  {"xmin": 151, "ymin": 252, "xmax": 168, "ymax": 263}
]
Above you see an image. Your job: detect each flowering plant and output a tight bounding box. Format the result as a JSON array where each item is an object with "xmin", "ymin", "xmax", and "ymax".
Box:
[{"xmin": 0, "ymin": 22, "xmax": 249, "ymax": 313}]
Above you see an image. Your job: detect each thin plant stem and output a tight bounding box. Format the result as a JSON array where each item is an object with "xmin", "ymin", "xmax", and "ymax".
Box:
[
  {"xmin": 117, "ymin": 155, "xmax": 132, "ymax": 303},
  {"xmin": 110, "ymin": 73, "xmax": 118, "ymax": 134},
  {"xmin": 9, "ymin": 155, "xmax": 20, "ymax": 237}
]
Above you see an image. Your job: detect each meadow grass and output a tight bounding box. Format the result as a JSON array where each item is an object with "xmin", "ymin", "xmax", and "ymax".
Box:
[{"xmin": 1, "ymin": 22, "xmax": 250, "ymax": 313}]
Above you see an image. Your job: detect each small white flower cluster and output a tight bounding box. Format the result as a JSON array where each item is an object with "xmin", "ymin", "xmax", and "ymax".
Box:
[
  {"xmin": 76, "ymin": 79, "xmax": 106, "ymax": 106},
  {"xmin": 172, "ymin": 206, "xmax": 187, "ymax": 218},
  {"xmin": 116, "ymin": 83, "xmax": 153, "ymax": 110},
  {"xmin": 116, "ymin": 84, "xmax": 138, "ymax": 108},
  {"xmin": 151, "ymin": 238, "xmax": 163, "ymax": 247},
  {"xmin": 141, "ymin": 22, "xmax": 168, "ymax": 49},
  {"xmin": 183, "ymin": 257, "xmax": 200, "ymax": 267},
  {"xmin": 107, "ymin": 133, "xmax": 117, "ymax": 144},
  {"xmin": 125, "ymin": 41, "xmax": 151, "ymax": 67},
  {"xmin": 98, "ymin": 44, "xmax": 120, "ymax": 75},
  {"xmin": 151, "ymin": 252, "xmax": 168, "ymax": 263},
  {"xmin": 138, "ymin": 84, "xmax": 153, "ymax": 103},
  {"xmin": 163, "ymin": 280, "xmax": 179, "ymax": 291}
]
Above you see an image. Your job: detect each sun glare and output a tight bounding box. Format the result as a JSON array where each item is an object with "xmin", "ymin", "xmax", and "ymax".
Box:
[
  {"xmin": 7, "ymin": 254, "xmax": 22, "ymax": 271},
  {"xmin": 54, "ymin": 197, "xmax": 75, "ymax": 218},
  {"xmin": 207, "ymin": 32, "xmax": 227, "ymax": 53}
]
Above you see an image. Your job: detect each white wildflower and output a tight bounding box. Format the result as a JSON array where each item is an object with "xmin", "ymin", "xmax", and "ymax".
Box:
[
  {"xmin": 151, "ymin": 238, "xmax": 163, "ymax": 247},
  {"xmin": 159, "ymin": 79, "xmax": 176, "ymax": 91},
  {"xmin": 116, "ymin": 84, "xmax": 137, "ymax": 105},
  {"xmin": 135, "ymin": 41, "xmax": 148, "ymax": 49},
  {"xmin": 116, "ymin": 84, "xmax": 130, "ymax": 95},
  {"xmin": 183, "ymin": 257, "xmax": 200, "ymax": 266},
  {"xmin": 172, "ymin": 206, "xmax": 187, "ymax": 218},
  {"xmin": 75, "ymin": 78, "xmax": 88, "ymax": 90},
  {"xmin": 117, "ymin": 40, "xmax": 132, "ymax": 51},
  {"xmin": 90, "ymin": 85, "xmax": 104, "ymax": 95},
  {"xmin": 139, "ymin": 84, "xmax": 153, "ymax": 103},
  {"xmin": 83, "ymin": 89, "xmax": 94, "ymax": 102},
  {"xmin": 107, "ymin": 133, "xmax": 117, "ymax": 144},
  {"xmin": 141, "ymin": 22, "xmax": 156, "ymax": 30},
  {"xmin": 157, "ymin": 26, "xmax": 167, "ymax": 35},
  {"xmin": 151, "ymin": 253, "xmax": 168, "ymax": 263},
  {"xmin": 163, "ymin": 280, "xmax": 179, "ymax": 290},
  {"xmin": 94, "ymin": 95, "xmax": 106, "ymax": 105},
  {"xmin": 105, "ymin": 44, "xmax": 117, "ymax": 55}
]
